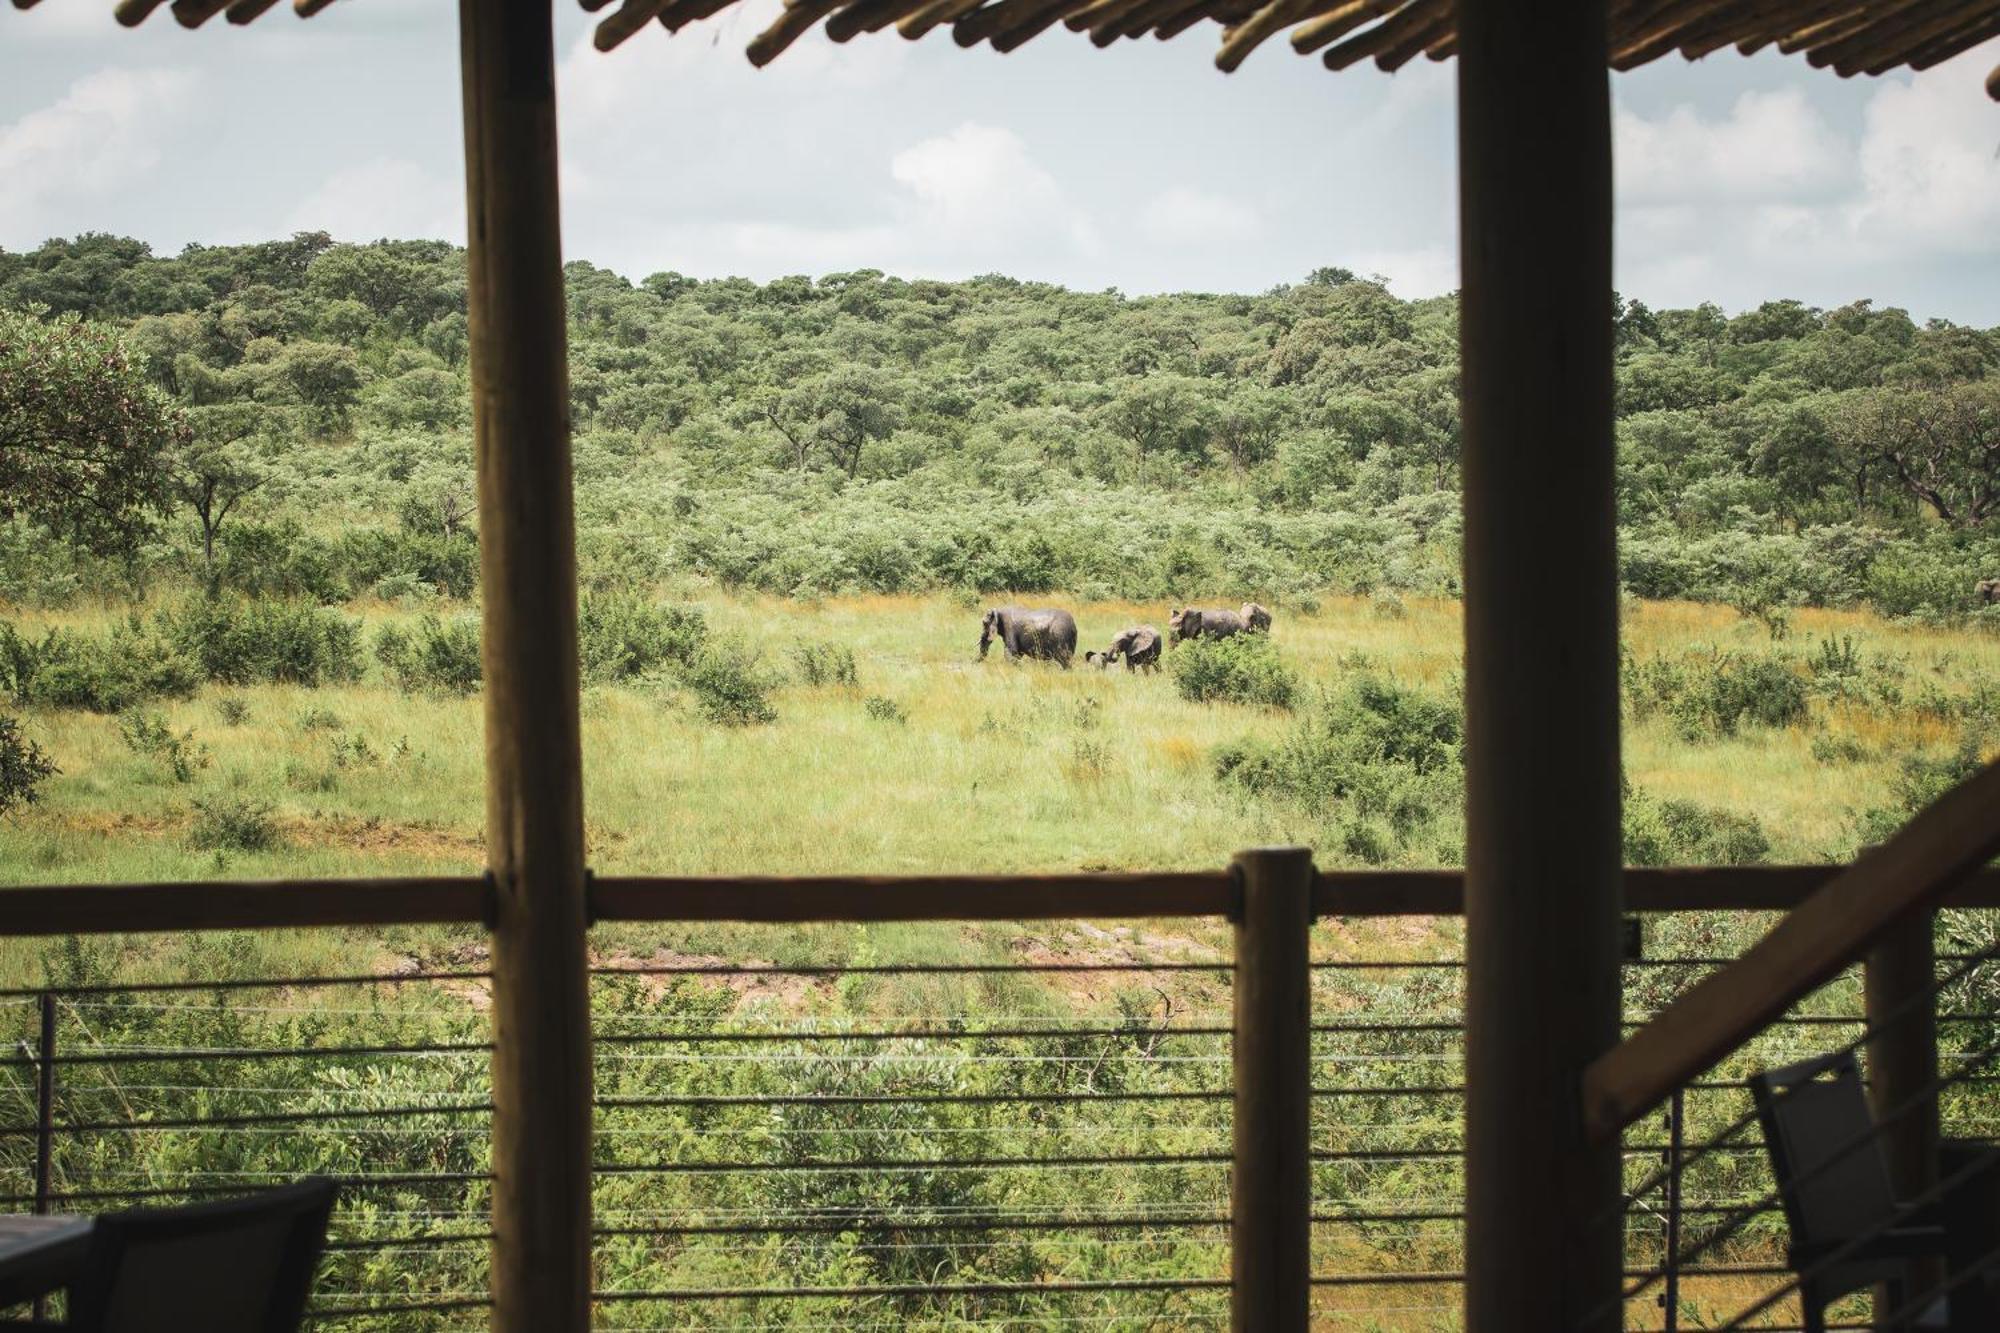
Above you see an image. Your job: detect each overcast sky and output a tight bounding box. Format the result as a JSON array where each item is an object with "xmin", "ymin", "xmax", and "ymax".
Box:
[{"xmin": 2, "ymin": 2, "xmax": 1996, "ymax": 323}]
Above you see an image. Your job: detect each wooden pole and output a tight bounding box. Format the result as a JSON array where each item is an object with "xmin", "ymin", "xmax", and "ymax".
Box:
[
  {"xmin": 1867, "ymin": 912, "xmax": 1940, "ymax": 1315},
  {"xmin": 1230, "ymin": 846, "xmax": 1313, "ymax": 1333},
  {"xmin": 458, "ymin": 2, "xmax": 592, "ymax": 1331},
  {"xmin": 1456, "ymin": 1, "xmax": 1622, "ymax": 1330}
]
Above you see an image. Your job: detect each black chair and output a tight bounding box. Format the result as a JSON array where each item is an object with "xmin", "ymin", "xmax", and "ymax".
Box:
[
  {"xmin": 34, "ymin": 1178, "xmax": 336, "ymax": 1333},
  {"xmin": 1751, "ymin": 1053, "xmax": 1948, "ymax": 1332}
]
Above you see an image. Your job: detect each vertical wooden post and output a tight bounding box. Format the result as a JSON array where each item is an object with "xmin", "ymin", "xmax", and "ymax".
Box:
[
  {"xmin": 1456, "ymin": 2, "xmax": 1622, "ymax": 1331},
  {"xmin": 1231, "ymin": 846, "xmax": 1313, "ymax": 1333},
  {"xmin": 32, "ymin": 992, "xmax": 55, "ymax": 1323},
  {"xmin": 1867, "ymin": 912, "xmax": 1940, "ymax": 1314},
  {"xmin": 459, "ymin": 2, "xmax": 592, "ymax": 1331}
]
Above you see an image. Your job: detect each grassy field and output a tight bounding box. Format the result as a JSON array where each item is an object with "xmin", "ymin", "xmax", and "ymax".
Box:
[
  {"xmin": 5, "ymin": 589, "xmax": 1993, "ymax": 1327},
  {"xmin": 2, "ymin": 591, "xmax": 1993, "ymax": 889}
]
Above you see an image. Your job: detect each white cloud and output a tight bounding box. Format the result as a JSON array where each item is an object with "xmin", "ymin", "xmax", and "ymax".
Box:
[
  {"xmin": 888, "ymin": 122, "xmax": 1099, "ymax": 261},
  {"xmin": 1138, "ymin": 186, "xmax": 1261, "ymax": 247},
  {"xmin": 1350, "ymin": 245, "xmax": 1458, "ymax": 299},
  {"xmin": 1615, "ymin": 88, "xmax": 1849, "ymax": 207},
  {"xmin": 286, "ymin": 157, "xmax": 465, "ymax": 244},
  {"xmin": 1849, "ymin": 57, "xmax": 2000, "ymax": 255},
  {"xmin": 0, "ymin": 67, "xmax": 196, "ymax": 243}
]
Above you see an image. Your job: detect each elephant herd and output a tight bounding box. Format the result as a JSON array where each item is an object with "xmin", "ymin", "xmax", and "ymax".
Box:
[{"xmin": 977, "ymin": 602, "xmax": 1273, "ymax": 671}]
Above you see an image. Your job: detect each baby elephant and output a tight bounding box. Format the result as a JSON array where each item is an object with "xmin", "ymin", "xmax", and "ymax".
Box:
[
  {"xmin": 978, "ymin": 606, "xmax": 1078, "ymax": 668},
  {"xmin": 1086, "ymin": 625, "xmax": 1162, "ymax": 673},
  {"xmin": 1979, "ymin": 578, "xmax": 2000, "ymax": 605}
]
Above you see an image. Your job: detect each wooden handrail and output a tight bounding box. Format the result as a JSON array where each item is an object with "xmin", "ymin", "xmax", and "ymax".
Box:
[
  {"xmin": 1581, "ymin": 758, "xmax": 2000, "ymax": 1145},
  {"xmin": 4, "ymin": 864, "xmax": 2000, "ymax": 937},
  {"xmin": 0, "ymin": 877, "xmax": 491, "ymax": 935},
  {"xmin": 590, "ymin": 872, "xmax": 1235, "ymax": 921}
]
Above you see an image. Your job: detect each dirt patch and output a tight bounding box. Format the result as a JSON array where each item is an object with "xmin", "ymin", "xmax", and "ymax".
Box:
[
  {"xmin": 295, "ymin": 815, "xmax": 484, "ymax": 862},
  {"xmin": 590, "ymin": 945, "xmax": 827, "ymax": 1013}
]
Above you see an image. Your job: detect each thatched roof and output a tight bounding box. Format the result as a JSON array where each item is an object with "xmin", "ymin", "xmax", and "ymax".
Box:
[{"xmin": 25, "ymin": 0, "xmax": 2000, "ymax": 92}]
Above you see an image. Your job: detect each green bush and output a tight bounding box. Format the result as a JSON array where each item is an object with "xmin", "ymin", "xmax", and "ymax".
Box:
[
  {"xmin": 214, "ymin": 697, "xmax": 251, "ymax": 726},
  {"xmin": 682, "ymin": 641, "xmax": 777, "ymax": 726},
  {"xmin": 375, "ymin": 616, "xmax": 482, "ymax": 694},
  {"xmin": 188, "ymin": 796, "xmax": 281, "ymax": 852},
  {"xmin": 1169, "ymin": 636, "xmax": 1298, "ymax": 710},
  {"xmin": 0, "ymin": 617, "xmax": 198, "ymax": 712},
  {"xmin": 0, "ymin": 716, "xmax": 57, "ymax": 816},
  {"xmin": 1213, "ymin": 674, "xmax": 1462, "ymax": 864},
  {"xmin": 118, "ymin": 712, "xmax": 210, "ymax": 783},
  {"xmin": 793, "ymin": 641, "xmax": 858, "ymax": 688},
  {"xmin": 1855, "ymin": 742, "xmax": 1988, "ymax": 848},
  {"xmin": 578, "ymin": 594, "xmax": 706, "ymax": 684},
  {"xmin": 1626, "ymin": 648, "xmax": 1809, "ymax": 740},
  {"xmin": 1624, "ymin": 789, "xmax": 1770, "ymax": 865},
  {"xmin": 162, "ymin": 597, "xmax": 363, "ymax": 687},
  {"xmin": 863, "ymin": 695, "xmax": 906, "ymax": 723}
]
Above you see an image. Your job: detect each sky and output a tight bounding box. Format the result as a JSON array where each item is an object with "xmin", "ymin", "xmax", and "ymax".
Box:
[{"xmin": 1, "ymin": 1, "xmax": 1996, "ymax": 324}]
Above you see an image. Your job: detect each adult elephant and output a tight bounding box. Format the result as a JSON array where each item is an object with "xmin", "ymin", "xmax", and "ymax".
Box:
[
  {"xmin": 978, "ymin": 606, "xmax": 1078, "ymax": 668},
  {"xmin": 1978, "ymin": 578, "xmax": 2000, "ymax": 605},
  {"xmin": 1167, "ymin": 606, "xmax": 1249, "ymax": 647}
]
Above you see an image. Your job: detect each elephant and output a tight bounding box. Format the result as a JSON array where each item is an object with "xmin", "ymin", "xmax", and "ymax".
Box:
[
  {"xmin": 1242, "ymin": 602, "xmax": 1272, "ymax": 633},
  {"xmin": 1086, "ymin": 625, "xmax": 1162, "ymax": 673},
  {"xmin": 978, "ymin": 606, "xmax": 1078, "ymax": 668},
  {"xmin": 1979, "ymin": 578, "xmax": 2000, "ymax": 605},
  {"xmin": 1167, "ymin": 606, "xmax": 1250, "ymax": 647}
]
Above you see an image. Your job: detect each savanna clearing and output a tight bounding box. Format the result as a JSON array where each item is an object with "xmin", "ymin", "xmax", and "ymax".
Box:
[{"xmin": 3, "ymin": 589, "xmax": 1990, "ymax": 892}]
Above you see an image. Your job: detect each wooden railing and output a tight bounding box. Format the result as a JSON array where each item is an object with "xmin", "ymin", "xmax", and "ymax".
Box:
[
  {"xmin": 7, "ymin": 850, "xmax": 2000, "ymax": 1329},
  {"xmin": 8, "ymin": 864, "xmax": 2000, "ymax": 937},
  {"xmin": 1582, "ymin": 758, "xmax": 2000, "ymax": 1145}
]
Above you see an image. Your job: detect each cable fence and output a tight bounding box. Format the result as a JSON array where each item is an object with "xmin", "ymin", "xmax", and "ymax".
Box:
[{"xmin": 3, "ymin": 902, "xmax": 1994, "ymax": 1329}]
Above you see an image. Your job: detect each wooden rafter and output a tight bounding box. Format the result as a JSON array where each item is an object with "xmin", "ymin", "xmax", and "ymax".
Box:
[{"xmin": 32, "ymin": 0, "xmax": 1999, "ymax": 98}]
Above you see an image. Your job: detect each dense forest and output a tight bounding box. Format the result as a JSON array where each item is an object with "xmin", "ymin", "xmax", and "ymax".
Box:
[{"xmin": 2, "ymin": 229, "xmax": 1998, "ymax": 617}]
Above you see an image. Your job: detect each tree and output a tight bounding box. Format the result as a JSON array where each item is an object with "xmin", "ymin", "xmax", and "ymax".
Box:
[
  {"xmin": 763, "ymin": 368, "xmax": 904, "ymax": 477},
  {"xmin": 1841, "ymin": 380, "xmax": 2000, "ymax": 527},
  {"xmin": 0, "ymin": 308, "xmax": 182, "ymax": 556},
  {"xmin": 172, "ymin": 403, "xmax": 271, "ymax": 575},
  {"xmin": 1212, "ymin": 386, "xmax": 1291, "ymax": 473},
  {"xmin": 1097, "ymin": 376, "xmax": 1215, "ymax": 468}
]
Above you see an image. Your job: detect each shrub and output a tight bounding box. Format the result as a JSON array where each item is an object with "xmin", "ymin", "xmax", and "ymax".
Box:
[
  {"xmin": 1170, "ymin": 636, "xmax": 1298, "ymax": 710},
  {"xmin": 1623, "ymin": 790, "xmax": 1770, "ymax": 866},
  {"xmin": 793, "ymin": 641, "xmax": 858, "ymax": 688},
  {"xmin": 214, "ymin": 697, "xmax": 250, "ymax": 726},
  {"xmin": 296, "ymin": 706, "xmax": 343, "ymax": 732},
  {"xmin": 118, "ymin": 712, "xmax": 210, "ymax": 784},
  {"xmin": 1810, "ymin": 733, "xmax": 1868, "ymax": 765},
  {"xmin": 1855, "ymin": 742, "xmax": 1987, "ymax": 848},
  {"xmin": 1625, "ymin": 648, "xmax": 1808, "ymax": 740},
  {"xmin": 682, "ymin": 641, "xmax": 776, "ymax": 726},
  {"xmin": 1214, "ymin": 674, "xmax": 1462, "ymax": 863},
  {"xmin": 162, "ymin": 597, "xmax": 363, "ymax": 687},
  {"xmin": 0, "ymin": 716, "xmax": 57, "ymax": 816},
  {"xmin": 578, "ymin": 594, "xmax": 707, "ymax": 684},
  {"xmin": 376, "ymin": 616, "xmax": 483, "ymax": 694},
  {"xmin": 188, "ymin": 796, "xmax": 281, "ymax": 852},
  {"xmin": 0, "ymin": 618, "xmax": 198, "ymax": 713},
  {"xmin": 863, "ymin": 695, "xmax": 906, "ymax": 723}
]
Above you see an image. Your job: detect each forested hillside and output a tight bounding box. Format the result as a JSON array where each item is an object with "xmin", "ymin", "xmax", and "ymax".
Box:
[{"xmin": 3, "ymin": 230, "xmax": 1997, "ymax": 616}]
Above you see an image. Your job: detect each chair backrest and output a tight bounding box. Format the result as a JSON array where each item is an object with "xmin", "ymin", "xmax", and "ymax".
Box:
[
  {"xmin": 1750, "ymin": 1052, "xmax": 1899, "ymax": 1246},
  {"xmin": 65, "ymin": 1178, "xmax": 337, "ymax": 1333}
]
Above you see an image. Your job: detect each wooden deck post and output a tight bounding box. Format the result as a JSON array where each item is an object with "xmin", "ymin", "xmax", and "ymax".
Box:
[
  {"xmin": 1456, "ymin": 1, "xmax": 1623, "ymax": 1330},
  {"xmin": 1230, "ymin": 846, "xmax": 1313, "ymax": 1333},
  {"xmin": 1867, "ymin": 912, "xmax": 1940, "ymax": 1312},
  {"xmin": 458, "ymin": 2, "xmax": 593, "ymax": 1331}
]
